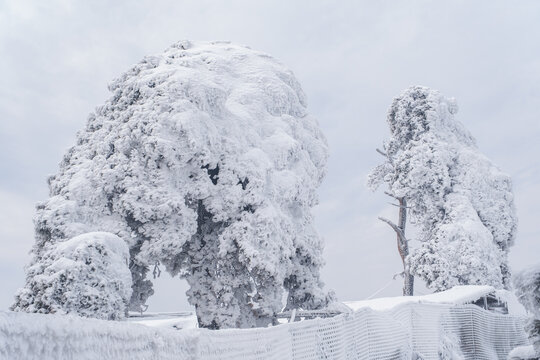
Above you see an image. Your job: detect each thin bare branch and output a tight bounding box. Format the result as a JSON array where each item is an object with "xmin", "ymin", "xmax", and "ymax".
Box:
[
  {"xmin": 378, "ymin": 216, "xmax": 407, "ymax": 243},
  {"xmin": 389, "ymin": 202, "xmax": 411, "ymax": 209},
  {"xmin": 376, "ymin": 148, "xmax": 387, "ymax": 157},
  {"xmin": 383, "ymin": 191, "xmax": 401, "ymax": 200}
]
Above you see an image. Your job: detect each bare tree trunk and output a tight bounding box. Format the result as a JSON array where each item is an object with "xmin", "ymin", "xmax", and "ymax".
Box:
[
  {"xmin": 398, "ymin": 198, "xmax": 414, "ymax": 296},
  {"xmin": 379, "ymin": 196, "xmax": 414, "ymax": 296}
]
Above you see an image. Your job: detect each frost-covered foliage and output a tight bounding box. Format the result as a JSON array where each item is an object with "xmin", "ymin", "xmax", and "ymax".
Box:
[
  {"xmin": 13, "ymin": 41, "xmax": 330, "ymax": 328},
  {"xmin": 368, "ymin": 86, "xmax": 517, "ymax": 291},
  {"xmin": 513, "ymin": 264, "xmax": 540, "ymax": 356},
  {"xmin": 12, "ymin": 232, "xmax": 132, "ymax": 320}
]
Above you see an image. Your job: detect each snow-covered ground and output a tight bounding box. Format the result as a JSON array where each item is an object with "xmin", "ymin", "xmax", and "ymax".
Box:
[{"xmin": 128, "ymin": 311, "xmax": 198, "ymax": 330}]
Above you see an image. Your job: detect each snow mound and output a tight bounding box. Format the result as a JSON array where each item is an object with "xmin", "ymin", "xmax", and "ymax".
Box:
[
  {"xmin": 344, "ymin": 285, "xmax": 526, "ymax": 315},
  {"xmin": 128, "ymin": 312, "xmax": 198, "ymax": 330}
]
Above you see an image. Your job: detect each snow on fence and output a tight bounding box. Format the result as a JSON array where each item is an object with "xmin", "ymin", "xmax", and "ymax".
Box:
[
  {"xmin": 0, "ymin": 310, "xmax": 197, "ymax": 360},
  {"xmin": 0, "ymin": 303, "xmax": 529, "ymax": 360}
]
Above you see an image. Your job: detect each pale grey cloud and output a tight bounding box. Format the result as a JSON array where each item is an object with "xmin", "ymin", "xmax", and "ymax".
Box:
[{"xmin": 1, "ymin": 0, "xmax": 539, "ymax": 311}]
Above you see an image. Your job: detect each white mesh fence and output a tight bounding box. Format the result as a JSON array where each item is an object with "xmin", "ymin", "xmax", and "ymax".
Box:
[
  {"xmin": 196, "ymin": 303, "xmax": 528, "ymax": 360},
  {"xmin": 440, "ymin": 305, "xmax": 530, "ymax": 359},
  {"xmin": 1, "ymin": 303, "xmax": 529, "ymax": 359}
]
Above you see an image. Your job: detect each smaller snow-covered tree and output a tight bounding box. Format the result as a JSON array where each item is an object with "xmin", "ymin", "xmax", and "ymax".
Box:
[
  {"xmin": 513, "ymin": 264, "xmax": 540, "ymax": 357},
  {"xmin": 369, "ymin": 86, "xmax": 517, "ymax": 292},
  {"xmin": 12, "ymin": 232, "xmax": 132, "ymax": 320}
]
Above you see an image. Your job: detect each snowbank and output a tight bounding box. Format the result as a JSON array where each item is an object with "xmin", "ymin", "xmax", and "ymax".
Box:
[
  {"xmin": 344, "ymin": 285, "xmax": 526, "ymax": 315},
  {"xmin": 128, "ymin": 311, "xmax": 198, "ymax": 330}
]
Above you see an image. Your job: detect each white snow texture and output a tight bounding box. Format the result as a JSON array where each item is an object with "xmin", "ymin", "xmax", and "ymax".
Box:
[
  {"xmin": 513, "ymin": 264, "xmax": 540, "ymax": 357},
  {"xmin": 13, "ymin": 232, "xmax": 131, "ymax": 320},
  {"xmin": 13, "ymin": 41, "xmax": 330, "ymax": 328},
  {"xmin": 344, "ymin": 284, "xmax": 525, "ymax": 313},
  {"xmin": 0, "ymin": 311, "xmax": 196, "ymax": 360},
  {"xmin": 368, "ymin": 86, "xmax": 517, "ymax": 291}
]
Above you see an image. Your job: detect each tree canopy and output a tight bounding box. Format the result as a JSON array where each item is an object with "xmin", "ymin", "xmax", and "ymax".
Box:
[{"xmin": 13, "ymin": 41, "xmax": 331, "ymax": 328}]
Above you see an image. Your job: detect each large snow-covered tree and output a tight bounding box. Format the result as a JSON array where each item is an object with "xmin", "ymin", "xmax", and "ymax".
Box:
[
  {"xmin": 368, "ymin": 86, "xmax": 517, "ymax": 292},
  {"xmin": 13, "ymin": 41, "xmax": 331, "ymax": 328}
]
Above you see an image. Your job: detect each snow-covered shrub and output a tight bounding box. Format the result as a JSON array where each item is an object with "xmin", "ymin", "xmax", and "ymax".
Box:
[
  {"xmin": 513, "ymin": 264, "xmax": 540, "ymax": 357},
  {"xmin": 14, "ymin": 41, "xmax": 330, "ymax": 328},
  {"xmin": 369, "ymin": 86, "xmax": 516, "ymax": 291},
  {"xmin": 438, "ymin": 333, "xmax": 464, "ymax": 360},
  {"xmin": 12, "ymin": 232, "xmax": 132, "ymax": 320}
]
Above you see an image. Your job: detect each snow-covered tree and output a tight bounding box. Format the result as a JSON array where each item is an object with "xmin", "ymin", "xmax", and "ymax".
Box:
[
  {"xmin": 513, "ymin": 264, "xmax": 540, "ymax": 357},
  {"xmin": 13, "ymin": 41, "xmax": 331, "ymax": 328},
  {"xmin": 368, "ymin": 86, "xmax": 517, "ymax": 292},
  {"xmin": 12, "ymin": 232, "xmax": 132, "ymax": 320}
]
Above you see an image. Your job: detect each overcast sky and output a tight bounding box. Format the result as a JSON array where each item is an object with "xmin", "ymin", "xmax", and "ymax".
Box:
[{"xmin": 1, "ymin": 0, "xmax": 539, "ymax": 312}]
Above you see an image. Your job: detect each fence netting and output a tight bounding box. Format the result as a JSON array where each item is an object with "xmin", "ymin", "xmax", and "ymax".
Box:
[
  {"xmin": 0, "ymin": 302, "xmax": 529, "ymax": 359},
  {"xmin": 197, "ymin": 303, "xmax": 528, "ymax": 360}
]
